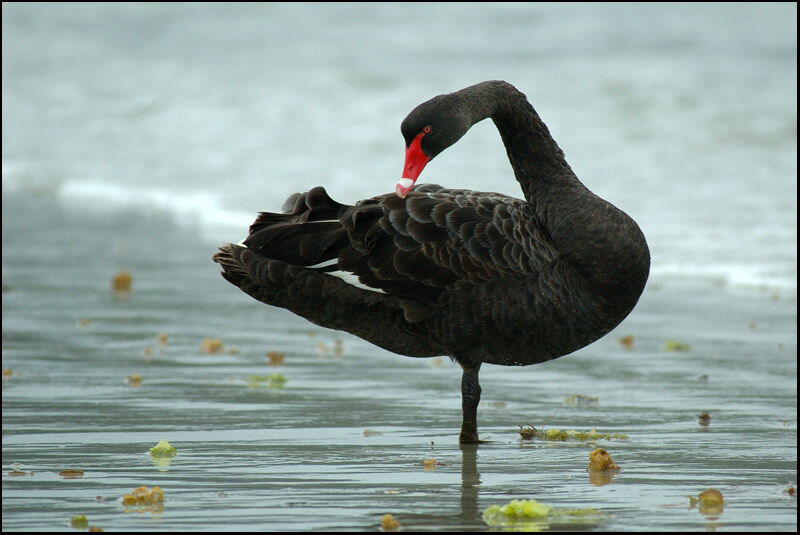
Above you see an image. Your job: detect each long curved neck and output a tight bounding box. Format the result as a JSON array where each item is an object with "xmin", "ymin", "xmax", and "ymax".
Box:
[
  {"xmin": 457, "ymin": 82, "xmax": 650, "ymax": 311},
  {"xmin": 456, "ymin": 81, "xmax": 580, "ymax": 203}
]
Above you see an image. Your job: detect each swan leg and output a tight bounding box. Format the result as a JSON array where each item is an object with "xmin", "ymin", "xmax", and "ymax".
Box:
[{"xmin": 459, "ymin": 366, "xmax": 482, "ymax": 444}]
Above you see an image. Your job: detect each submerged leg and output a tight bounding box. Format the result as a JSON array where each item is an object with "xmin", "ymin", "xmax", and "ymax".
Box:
[{"xmin": 459, "ymin": 365, "xmax": 482, "ymax": 444}]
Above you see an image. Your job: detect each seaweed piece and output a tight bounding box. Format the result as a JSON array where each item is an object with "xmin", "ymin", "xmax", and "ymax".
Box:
[
  {"xmin": 125, "ymin": 373, "xmax": 143, "ymax": 386},
  {"xmin": 267, "ymin": 351, "xmax": 285, "ymax": 365},
  {"xmin": 381, "ymin": 513, "xmax": 401, "ymax": 530},
  {"xmin": 122, "ymin": 485, "xmax": 164, "ymax": 513},
  {"xmin": 246, "ymin": 374, "xmax": 287, "ymax": 389},
  {"xmin": 518, "ymin": 424, "xmax": 537, "ymax": 440},
  {"xmin": 664, "ymin": 340, "xmax": 690, "ymax": 351},
  {"xmin": 112, "ymin": 270, "xmax": 132, "ymax": 292},
  {"xmin": 520, "ymin": 426, "xmax": 627, "ymax": 441},
  {"xmin": 698, "ymin": 413, "xmax": 711, "ymax": 426},
  {"xmin": 483, "ymin": 498, "xmax": 603, "ymax": 529},
  {"xmin": 422, "ymin": 458, "xmax": 437, "ymax": 469},
  {"xmin": 588, "ymin": 448, "xmax": 619, "ymax": 471},
  {"xmin": 59, "ymin": 470, "xmax": 84, "ymax": 479},
  {"xmin": 563, "ymin": 394, "xmax": 599, "ymax": 407},
  {"xmin": 618, "ymin": 335, "xmax": 634, "ymax": 349},
  {"xmin": 200, "ymin": 338, "xmax": 224, "ymax": 354},
  {"xmin": 150, "ymin": 439, "xmax": 177, "ymax": 458},
  {"xmin": 688, "ymin": 489, "xmax": 725, "ymax": 516},
  {"xmin": 70, "ymin": 515, "xmax": 89, "ymax": 530}
]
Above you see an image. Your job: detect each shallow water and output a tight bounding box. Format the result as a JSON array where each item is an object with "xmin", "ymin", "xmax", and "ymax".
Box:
[
  {"xmin": 2, "ymin": 3, "xmax": 797, "ymax": 532},
  {"xmin": 3, "ymin": 193, "xmax": 797, "ymax": 531}
]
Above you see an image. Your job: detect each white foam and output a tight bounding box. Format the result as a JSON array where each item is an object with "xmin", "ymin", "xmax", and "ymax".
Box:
[
  {"xmin": 650, "ymin": 262, "xmax": 797, "ymax": 292},
  {"xmin": 20, "ymin": 177, "xmax": 795, "ymax": 295},
  {"xmin": 56, "ymin": 180, "xmax": 254, "ymax": 242}
]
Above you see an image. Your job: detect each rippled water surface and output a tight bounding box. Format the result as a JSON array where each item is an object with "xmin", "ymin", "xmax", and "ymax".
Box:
[{"xmin": 2, "ymin": 3, "xmax": 797, "ymax": 532}]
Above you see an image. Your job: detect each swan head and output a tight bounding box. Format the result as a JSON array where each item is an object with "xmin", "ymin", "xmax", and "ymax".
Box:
[{"xmin": 397, "ymin": 93, "xmax": 472, "ymax": 198}]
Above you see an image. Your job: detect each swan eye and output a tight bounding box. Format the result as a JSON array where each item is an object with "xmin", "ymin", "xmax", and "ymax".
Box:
[{"xmin": 422, "ymin": 126, "xmax": 432, "ymax": 134}]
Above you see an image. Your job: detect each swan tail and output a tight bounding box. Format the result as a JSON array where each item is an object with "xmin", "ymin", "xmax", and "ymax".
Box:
[
  {"xmin": 241, "ymin": 186, "xmax": 351, "ymax": 267},
  {"xmin": 212, "ymin": 243, "xmax": 440, "ymax": 357}
]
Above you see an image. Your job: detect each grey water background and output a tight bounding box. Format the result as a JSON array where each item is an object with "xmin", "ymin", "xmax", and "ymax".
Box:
[{"xmin": 2, "ymin": 2, "xmax": 796, "ymax": 531}]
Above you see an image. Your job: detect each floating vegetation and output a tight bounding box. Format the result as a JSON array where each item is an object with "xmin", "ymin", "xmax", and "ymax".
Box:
[
  {"xmin": 125, "ymin": 373, "xmax": 143, "ymax": 386},
  {"xmin": 112, "ymin": 270, "xmax": 132, "ymax": 292},
  {"xmin": 246, "ymin": 374, "xmax": 287, "ymax": 389},
  {"xmin": 519, "ymin": 425, "xmax": 628, "ymax": 442},
  {"xmin": 59, "ymin": 470, "xmax": 84, "ymax": 479},
  {"xmin": 664, "ymin": 340, "xmax": 691, "ymax": 352},
  {"xmin": 149, "ymin": 439, "xmax": 177, "ymax": 458},
  {"xmin": 313, "ymin": 340, "xmax": 345, "ymax": 357},
  {"xmin": 689, "ymin": 488, "xmax": 725, "ymax": 516},
  {"xmin": 70, "ymin": 515, "xmax": 89, "ymax": 530},
  {"xmin": 588, "ymin": 448, "xmax": 619, "ymax": 471},
  {"xmin": 483, "ymin": 498, "xmax": 603, "ymax": 529},
  {"xmin": 689, "ymin": 489, "xmax": 724, "ymax": 507},
  {"xmin": 422, "ymin": 458, "xmax": 438, "ymax": 469},
  {"xmin": 122, "ymin": 485, "xmax": 164, "ymax": 513},
  {"xmin": 77, "ymin": 318, "xmax": 90, "ymax": 327},
  {"xmin": 2, "ymin": 368, "xmax": 13, "ymax": 380},
  {"xmin": 380, "ymin": 513, "xmax": 401, "ymax": 530},
  {"xmin": 156, "ymin": 333, "xmax": 168, "ymax": 346},
  {"xmin": 200, "ymin": 338, "xmax": 224, "ymax": 354},
  {"xmin": 784, "ymin": 485, "xmax": 795, "ymax": 496},
  {"xmin": 267, "ymin": 351, "xmax": 285, "ymax": 366},
  {"xmin": 698, "ymin": 413, "xmax": 711, "ymax": 426},
  {"xmin": 519, "ymin": 424, "xmax": 538, "ymax": 440},
  {"xmin": 8, "ymin": 469, "xmax": 29, "ymax": 476},
  {"xmin": 563, "ymin": 394, "xmax": 599, "ymax": 407},
  {"xmin": 618, "ymin": 335, "xmax": 634, "ymax": 349},
  {"xmin": 362, "ymin": 429, "xmax": 383, "ymax": 437},
  {"xmin": 143, "ymin": 346, "xmax": 153, "ymax": 359}
]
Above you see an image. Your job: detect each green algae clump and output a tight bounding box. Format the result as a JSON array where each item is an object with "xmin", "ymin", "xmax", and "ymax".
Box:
[
  {"xmin": 247, "ymin": 374, "xmax": 287, "ymax": 389},
  {"xmin": 149, "ymin": 439, "xmax": 177, "ymax": 458},
  {"xmin": 70, "ymin": 515, "xmax": 89, "ymax": 529},
  {"xmin": 483, "ymin": 498, "xmax": 602, "ymax": 529},
  {"xmin": 664, "ymin": 340, "xmax": 691, "ymax": 351}
]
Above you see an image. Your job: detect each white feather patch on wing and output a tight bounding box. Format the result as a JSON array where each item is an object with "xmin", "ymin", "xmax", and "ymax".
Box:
[
  {"xmin": 326, "ymin": 270, "xmax": 386, "ymax": 294},
  {"xmin": 308, "ymin": 258, "xmax": 339, "ymax": 269}
]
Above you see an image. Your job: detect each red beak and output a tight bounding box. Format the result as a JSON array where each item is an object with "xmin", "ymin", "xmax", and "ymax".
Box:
[{"xmin": 396, "ymin": 132, "xmax": 430, "ymax": 198}]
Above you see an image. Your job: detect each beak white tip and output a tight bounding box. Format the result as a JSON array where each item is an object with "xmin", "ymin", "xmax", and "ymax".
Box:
[{"xmin": 396, "ymin": 178, "xmax": 414, "ymax": 198}]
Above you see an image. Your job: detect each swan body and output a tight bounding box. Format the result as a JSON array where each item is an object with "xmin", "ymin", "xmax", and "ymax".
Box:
[{"xmin": 214, "ymin": 81, "xmax": 650, "ymax": 443}]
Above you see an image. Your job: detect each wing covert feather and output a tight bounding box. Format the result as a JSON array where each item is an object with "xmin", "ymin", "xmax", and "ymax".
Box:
[{"xmin": 339, "ymin": 186, "xmax": 558, "ymax": 303}]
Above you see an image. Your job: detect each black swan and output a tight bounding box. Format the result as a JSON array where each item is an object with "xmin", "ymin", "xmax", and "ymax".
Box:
[{"xmin": 213, "ymin": 81, "xmax": 650, "ymax": 443}]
